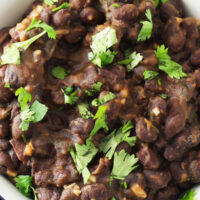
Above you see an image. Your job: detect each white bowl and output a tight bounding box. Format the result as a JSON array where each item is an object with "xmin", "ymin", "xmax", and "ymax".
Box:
[{"xmin": 0, "ymin": 0, "xmax": 200, "ymax": 200}]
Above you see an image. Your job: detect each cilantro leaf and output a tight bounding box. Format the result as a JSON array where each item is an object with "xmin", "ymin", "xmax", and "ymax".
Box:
[
  {"xmin": 14, "ymin": 175, "xmax": 37, "ymax": 200},
  {"xmin": 126, "ymin": 52, "xmax": 143, "ymax": 72},
  {"xmin": 153, "ymin": 0, "xmax": 159, "ymax": 7},
  {"xmin": 30, "ymin": 100, "xmax": 48, "ymax": 123},
  {"xmin": 181, "ymin": 190, "xmax": 195, "ymax": 200},
  {"xmin": 161, "ymin": 0, "xmax": 169, "ymax": 3},
  {"xmin": 159, "ymin": 93, "xmax": 168, "ymax": 99},
  {"xmin": 4, "ymin": 83, "xmax": 10, "ymax": 88},
  {"xmin": 62, "ymin": 87, "xmax": 78, "ymax": 105},
  {"xmin": 26, "ymin": 18, "xmax": 56, "ymax": 39},
  {"xmin": 120, "ymin": 182, "xmax": 128, "ymax": 189},
  {"xmin": 44, "ymin": 0, "xmax": 58, "ymax": 6},
  {"xmin": 143, "ymin": 70, "xmax": 159, "ymax": 80},
  {"xmin": 14, "ymin": 175, "xmax": 32, "ymax": 197},
  {"xmin": 88, "ymin": 27, "xmax": 118, "ymax": 68},
  {"xmin": 111, "ymin": 149, "xmax": 139, "ymax": 181},
  {"xmin": 117, "ymin": 58, "xmax": 133, "ymax": 65},
  {"xmin": 1, "ymin": 44, "xmax": 20, "ymax": 66},
  {"xmin": 85, "ymin": 82, "xmax": 103, "ymax": 97},
  {"xmin": 137, "ymin": 9, "xmax": 153, "ymax": 42},
  {"xmin": 15, "ymin": 87, "xmax": 32, "ymax": 110},
  {"xmin": 91, "ymin": 92, "xmax": 115, "ymax": 107},
  {"xmin": 88, "ymin": 105, "xmax": 109, "ymax": 140},
  {"xmin": 69, "ymin": 141, "xmax": 98, "ymax": 184},
  {"xmin": 52, "ymin": 2, "xmax": 69, "ymax": 12},
  {"xmin": 158, "ymin": 78, "xmax": 162, "ymax": 86},
  {"xmin": 78, "ymin": 103, "xmax": 94, "ymax": 119},
  {"xmin": 112, "ymin": 3, "xmax": 121, "ymax": 8},
  {"xmin": 99, "ymin": 121, "xmax": 136, "ymax": 160},
  {"xmin": 155, "ymin": 45, "xmax": 187, "ymax": 79},
  {"xmin": 51, "ymin": 66, "xmax": 70, "ymax": 79}
]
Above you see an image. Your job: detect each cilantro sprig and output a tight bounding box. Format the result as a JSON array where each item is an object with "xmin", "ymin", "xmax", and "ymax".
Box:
[
  {"xmin": 99, "ymin": 121, "xmax": 136, "ymax": 159},
  {"xmin": 91, "ymin": 92, "xmax": 115, "ymax": 107},
  {"xmin": 14, "ymin": 175, "xmax": 37, "ymax": 200},
  {"xmin": 15, "ymin": 87, "xmax": 48, "ymax": 131},
  {"xmin": 137, "ymin": 9, "xmax": 153, "ymax": 42},
  {"xmin": 85, "ymin": 82, "xmax": 103, "ymax": 97},
  {"xmin": 26, "ymin": 18, "xmax": 56, "ymax": 39},
  {"xmin": 155, "ymin": 45, "xmax": 187, "ymax": 79},
  {"xmin": 61, "ymin": 86, "xmax": 78, "ymax": 105},
  {"xmin": 1, "ymin": 18, "xmax": 56, "ymax": 66},
  {"xmin": 69, "ymin": 141, "xmax": 98, "ymax": 184},
  {"xmin": 110, "ymin": 149, "xmax": 139, "ymax": 181},
  {"xmin": 88, "ymin": 105, "xmax": 109, "ymax": 140},
  {"xmin": 78, "ymin": 103, "xmax": 94, "ymax": 119},
  {"xmin": 88, "ymin": 27, "xmax": 118, "ymax": 68}
]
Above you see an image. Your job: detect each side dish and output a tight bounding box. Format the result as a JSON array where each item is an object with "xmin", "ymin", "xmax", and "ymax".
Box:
[{"xmin": 0, "ymin": 0, "xmax": 200, "ymax": 200}]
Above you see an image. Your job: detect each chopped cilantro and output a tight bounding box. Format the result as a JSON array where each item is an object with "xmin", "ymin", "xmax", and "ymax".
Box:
[
  {"xmin": 44, "ymin": 0, "xmax": 58, "ymax": 6},
  {"xmin": 1, "ymin": 44, "xmax": 20, "ymax": 66},
  {"xmin": 21, "ymin": 134, "xmax": 27, "ymax": 143},
  {"xmin": 91, "ymin": 92, "xmax": 115, "ymax": 107},
  {"xmin": 153, "ymin": 0, "xmax": 159, "ymax": 7},
  {"xmin": 155, "ymin": 45, "xmax": 187, "ymax": 79},
  {"xmin": 31, "ymin": 100, "xmax": 48, "ymax": 123},
  {"xmin": 19, "ymin": 100, "xmax": 48, "ymax": 131},
  {"xmin": 15, "ymin": 87, "xmax": 48, "ymax": 131},
  {"xmin": 69, "ymin": 141, "xmax": 98, "ymax": 184},
  {"xmin": 88, "ymin": 27, "xmax": 118, "ymax": 68},
  {"xmin": 181, "ymin": 189, "xmax": 195, "ymax": 200},
  {"xmin": 88, "ymin": 105, "xmax": 109, "ymax": 140},
  {"xmin": 15, "ymin": 87, "xmax": 32, "ymax": 110},
  {"xmin": 14, "ymin": 175, "xmax": 37, "ymax": 200},
  {"xmin": 51, "ymin": 66, "xmax": 70, "ymax": 79},
  {"xmin": 137, "ymin": 9, "xmax": 153, "ymax": 42},
  {"xmin": 158, "ymin": 78, "xmax": 162, "ymax": 86},
  {"xmin": 111, "ymin": 149, "xmax": 139, "ymax": 181},
  {"xmin": 4, "ymin": 83, "xmax": 10, "ymax": 88},
  {"xmin": 126, "ymin": 52, "xmax": 143, "ymax": 72},
  {"xmin": 159, "ymin": 93, "xmax": 168, "ymax": 99},
  {"xmin": 78, "ymin": 103, "xmax": 94, "ymax": 119},
  {"xmin": 61, "ymin": 87, "xmax": 78, "ymax": 105},
  {"xmin": 26, "ymin": 18, "xmax": 56, "ymax": 39},
  {"xmin": 161, "ymin": 0, "xmax": 169, "ymax": 3},
  {"xmin": 52, "ymin": 2, "xmax": 69, "ymax": 12},
  {"xmin": 120, "ymin": 182, "xmax": 128, "ymax": 189},
  {"xmin": 143, "ymin": 70, "xmax": 159, "ymax": 80},
  {"xmin": 117, "ymin": 58, "xmax": 133, "ymax": 65},
  {"xmin": 85, "ymin": 82, "xmax": 103, "ymax": 96},
  {"xmin": 99, "ymin": 121, "xmax": 136, "ymax": 159},
  {"xmin": 112, "ymin": 3, "xmax": 121, "ymax": 8}
]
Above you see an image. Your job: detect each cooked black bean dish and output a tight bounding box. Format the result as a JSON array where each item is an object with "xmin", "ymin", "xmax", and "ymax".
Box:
[{"xmin": 0, "ymin": 0, "xmax": 200, "ymax": 199}]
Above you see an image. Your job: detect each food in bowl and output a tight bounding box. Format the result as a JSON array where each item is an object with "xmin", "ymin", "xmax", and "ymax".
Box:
[{"xmin": 0, "ymin": 0, "xmax": 200, "ymax": 199}]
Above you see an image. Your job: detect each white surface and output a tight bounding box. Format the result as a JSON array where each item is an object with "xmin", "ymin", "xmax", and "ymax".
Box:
[
  {"xmin": 0, "ymin": 0, "xmax": 200, "ymax": 200},
  {"xmin": 0, "ymin": 0, "xmax": 34, "ymax": 29},
  {"xmin": 182, "ymin": 0, "xmax": 200, "ymax": 19}
]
